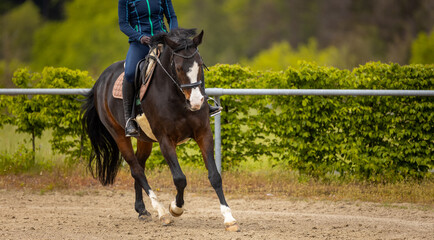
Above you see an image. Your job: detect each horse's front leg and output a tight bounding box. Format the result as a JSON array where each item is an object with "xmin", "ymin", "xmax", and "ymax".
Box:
[
  {"xmin": 159, "ymin": 137, "xmax": 186, "ymax": 218},
  {"xmin": 116, "ymin": 137, "xmax": 171, "ymax": 225},
  {"xmin": 196, "ymin": 130, "xmax": 240, "ymax": 232}
]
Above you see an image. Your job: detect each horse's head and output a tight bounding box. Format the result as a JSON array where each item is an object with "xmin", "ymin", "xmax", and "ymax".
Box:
[{"xmin": 151, "ymin": 29, "xmax": 206, "ymax": 111}]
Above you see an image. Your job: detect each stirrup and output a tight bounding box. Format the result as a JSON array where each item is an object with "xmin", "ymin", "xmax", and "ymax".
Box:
[
  {"xmin": 125, "ymin": 118, "xmax": 139, "ymax": 137},
  {"xmin": 208, "ymin": 97, "xmax": 222, "ymax": 117}
]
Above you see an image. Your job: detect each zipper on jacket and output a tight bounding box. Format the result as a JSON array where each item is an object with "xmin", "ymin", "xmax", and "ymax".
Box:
[{"xmin": 145, "ymin": 0, "xmax": 154, "ymax": 35}]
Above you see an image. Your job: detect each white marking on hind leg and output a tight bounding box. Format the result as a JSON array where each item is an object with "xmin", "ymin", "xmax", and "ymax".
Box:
[
  {"xmin": 220, "ymin": 205, "xmax": 236, "ymax": 225},
  {"xmin": 148, "ymin": 190, "xmax": 169, "ymax": 218}
]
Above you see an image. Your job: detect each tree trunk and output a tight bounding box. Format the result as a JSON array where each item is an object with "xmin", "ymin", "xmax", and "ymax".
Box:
[{"xmin": 32, "ymin": 129, "xmax": 36, "ymax": 164}]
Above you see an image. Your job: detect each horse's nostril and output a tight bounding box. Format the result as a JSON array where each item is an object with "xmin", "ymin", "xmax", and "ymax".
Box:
[{"xmin": 200, "ymin": 97, "xmax": 204, "ymax": 103}]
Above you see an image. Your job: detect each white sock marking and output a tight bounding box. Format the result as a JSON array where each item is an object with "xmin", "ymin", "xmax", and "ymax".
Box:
[
  {"xmin": 148, "ymin": 190, "xmax": 168, "ymax": 217},
  {"xmin": 220, "ymin": 205, "xmax": 237, "ymax": 225}
]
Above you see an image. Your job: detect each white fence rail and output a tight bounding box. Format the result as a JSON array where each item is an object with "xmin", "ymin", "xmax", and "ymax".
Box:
[
  {"xmin": 2, "ymin": 88, "xmax": 434, "ymax": 96},
  {"xmin": 1, "ymin": 88, "xmax": 433, "ymax": 173}
]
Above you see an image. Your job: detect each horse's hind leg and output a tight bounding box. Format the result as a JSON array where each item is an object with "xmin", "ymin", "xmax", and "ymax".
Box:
[
  {"xmin": 134, "ymin": 140, "xmax": 153, "ymax": 220},
  {"xmin": 196, "ymin": 130, "xmax": 240, "ymax": 232},
  {"xmin": 115, "ymin": 137, "xmax": 172, "ymax": 225}
]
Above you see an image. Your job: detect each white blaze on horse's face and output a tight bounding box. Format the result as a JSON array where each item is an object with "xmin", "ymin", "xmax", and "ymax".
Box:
[{"xmin": 186, "ymin": 61, "xmax": 204, "ymax": 111}]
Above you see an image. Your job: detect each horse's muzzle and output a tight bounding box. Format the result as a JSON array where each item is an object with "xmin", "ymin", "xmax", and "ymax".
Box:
[
  {"xmin": 187, "ymin": 87, "xmax": 204, "ymax": 111},
  {"xmin": 188, "ymin": 96, "xmax": 204, "ymax": 111}
]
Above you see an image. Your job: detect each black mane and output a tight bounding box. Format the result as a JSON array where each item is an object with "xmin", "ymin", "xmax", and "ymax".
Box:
[{"xmin": 150, "ymin": 28, "xmax": 197, "ymax": 48}]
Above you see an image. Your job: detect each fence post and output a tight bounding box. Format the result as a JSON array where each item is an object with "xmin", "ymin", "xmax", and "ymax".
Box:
[{"xmin": 214, "ymin": 96, "xmax": 222, "ymax": 174}]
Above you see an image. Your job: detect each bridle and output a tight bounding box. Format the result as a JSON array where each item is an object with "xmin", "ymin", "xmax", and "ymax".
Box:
[{"xmin": 153, "ymin": 44, "xmax": 203, "ymax": 94}]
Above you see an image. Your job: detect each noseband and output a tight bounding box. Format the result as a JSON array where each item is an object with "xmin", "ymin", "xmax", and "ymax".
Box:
[{"xmin": 154, "ymin": 45, "xmax": 202, "ymax": 93}]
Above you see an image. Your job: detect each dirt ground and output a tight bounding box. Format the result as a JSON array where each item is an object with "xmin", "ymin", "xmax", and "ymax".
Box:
[{"xmin": 0, "ymin": 188, "xmax": 433, "ymax": 240}]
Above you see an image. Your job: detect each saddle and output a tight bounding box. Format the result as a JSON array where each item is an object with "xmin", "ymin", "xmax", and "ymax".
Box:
[{"xmin": 112, "ymin": 44, "xmax": 164, "ymax": 100}]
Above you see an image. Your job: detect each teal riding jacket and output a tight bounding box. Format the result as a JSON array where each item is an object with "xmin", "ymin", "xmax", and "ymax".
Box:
[{"xmin": 118, "ymin": 0, "xmax": 178, "ymax": 43}]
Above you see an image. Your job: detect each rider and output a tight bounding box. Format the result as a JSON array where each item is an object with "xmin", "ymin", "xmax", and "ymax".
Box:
[{"xmin": 118, "ymin": 0, "xmax": 221, "ymax": 137}]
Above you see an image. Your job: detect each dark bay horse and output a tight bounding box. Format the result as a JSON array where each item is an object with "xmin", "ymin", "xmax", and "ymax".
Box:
[{"xmin": 81, "ymin": 29, "xmax": 239, "ymax": 232}]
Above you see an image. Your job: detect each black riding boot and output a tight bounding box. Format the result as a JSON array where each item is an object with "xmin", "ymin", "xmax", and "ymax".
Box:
[
  {"xmin": 122, "ymin": 80, "xmax": 139, "ymax": 137},
  {"xmin": 201, "ymin": 71, "xmax": 222, "ymax": 116}
]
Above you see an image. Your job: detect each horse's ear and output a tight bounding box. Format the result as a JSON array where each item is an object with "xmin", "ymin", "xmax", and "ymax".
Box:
[
  {"xmin": 193, "ymin": 30, "xmax": 204, "ymax": 47},
  {"xmin": 164, "ymin": 35, "xmax": 180, "ymax": 50}
]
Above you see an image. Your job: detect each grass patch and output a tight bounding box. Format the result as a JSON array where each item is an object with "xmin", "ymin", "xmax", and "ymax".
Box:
[{"xmin": 0, "ymin": 125, "xmax": 67, "ymax": 174}]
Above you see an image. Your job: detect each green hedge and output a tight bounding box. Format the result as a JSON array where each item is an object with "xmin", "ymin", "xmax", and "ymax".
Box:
[
  {"xmin": 1, "ymin": 62, "xmax": 433, "ymax": 181},
  {"xmin": 203, "ymin": 62, "xmax": 433, "ymax": 181},
  {"xmin": 0, "ymin": 67, "xmax": 93, "ymax": 164}
]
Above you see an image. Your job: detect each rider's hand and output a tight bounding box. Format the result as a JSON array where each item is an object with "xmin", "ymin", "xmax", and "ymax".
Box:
[{"xmin": 140, "ymin": 36, "xmax": 150, "ymax": 45}]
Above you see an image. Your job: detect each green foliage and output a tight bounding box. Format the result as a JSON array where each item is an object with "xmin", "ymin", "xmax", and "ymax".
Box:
[
  {"xmin": 5, "ymin": 67, "xmax": 94, "ymax": 162},
  {"xmin": 0, "ymin": 144, "xmax": 35, "ymax": 174},
  {"xmin": 207, "ymin": 64, "xmax": 270, "ymax": 167},
  {"xmin": 1, "ymin": 0, "xmax": 433, "ymax": 77},
  {"xmin": 410, "ymin": 30, "xmax": 434, "ymax": 64},
  {"xmin": 8, "ymin": 69, "xmax": 49, "ymax": 148},
  {"xmin": 1, "ymin": 63, "xmax": 432, "ymax": 182},
  {"xmin": 32, "ymin": 0, "xmax": 126, "ymax": 76},
  {"xmin": 33, "ymin": 67, "xmax": 94, "ymax": 163},
  {"xmin": 0, "ymin": 143, "xmax": 57, "ymax": 175},
  {"xmin": 0, "ymin": 142, "xmax": 58, "ymax": 175},
  {"xmin": 205, "ymin": 62, "xmax": 433, "ymax": 182},
  {"xmin": 0, "ymin": 94, "xmax": 12, "ymax": 127},
  {"xmin": 0, "ymin": 1, "xmax": 42, "ymax": 87},
  {"xmin": 241, "ymin": 39, "xmax": 341, "ymax": 71},
  {"xmin": 0, "ymin": 1, "xmax": 42, "ymax": 61}
]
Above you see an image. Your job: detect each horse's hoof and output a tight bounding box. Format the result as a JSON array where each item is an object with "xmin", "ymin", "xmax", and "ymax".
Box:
[
  {"xmin": 159, "ymin": 214, "xmax": 173, "ymax": 226},
  {"xmin": 169, "ymin": 202, "xmax": 184, "ymax": 217},
  {"xmin": 138, "ymin": 210, "xmax": 152, "ymax": 221},
  {"xmin": 225, "ymin": 222, "xmax": 241, "ymax": 232}
]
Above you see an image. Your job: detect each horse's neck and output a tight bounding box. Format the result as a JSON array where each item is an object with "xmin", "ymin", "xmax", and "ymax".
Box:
[{"xmin": 149, "ymin": 47, "xmax": 184, "ymax": 104}]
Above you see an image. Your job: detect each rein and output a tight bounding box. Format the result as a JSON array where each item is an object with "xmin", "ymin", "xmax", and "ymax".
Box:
[{"xmin": 152, "ymin": 46, "xmax": 202, "ymax": 93}]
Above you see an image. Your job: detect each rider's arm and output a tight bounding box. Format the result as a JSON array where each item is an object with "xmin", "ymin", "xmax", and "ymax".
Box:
[
  {"xmin": 163, "ymin": 0, "xmax": 178, "ymax": 30},
  {"xmin": 118, "ymin": 0, "xmax": 145, "ymax": 42}
]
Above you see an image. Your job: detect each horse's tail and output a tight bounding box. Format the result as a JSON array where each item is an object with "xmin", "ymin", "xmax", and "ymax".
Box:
[{"xmin": 82, "ymin": 85, "xmax": 121, "ymax": 186}]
